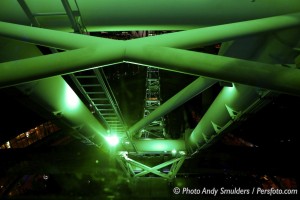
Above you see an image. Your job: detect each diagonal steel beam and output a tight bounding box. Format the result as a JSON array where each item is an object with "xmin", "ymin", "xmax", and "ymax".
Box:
[
  {"xmin": 125, "ymin": 157, "xmax": 169, "ymax": 179},
  {"xmin": 1, "ymin": 12, "xmax": 300, "ymax": 51},
  {"xmin": 125, "ymin": 45, "xmax": 300, "ymax": 96},
  {"xmin": 17, "ymin": 0, "xmax": 40, "ymax": 27},
  {"xmin": 61, "ymin": 0, "xmax": 82, "ymax": 33},
  {"xmin": 187, "ymin": 84, "xmax": 261, "ymax": 152},
  {"xmin": 134, "ymin": 157, "xmax": 183, "ymax": 177},
  {"xmin": 128, "ymin": 77, "xmax": 216, "ymax": 137},
  {"xmin": 16, "ymin": 75, "xmax": 107, "ymax": 144},
  {"xmin": 0, "ymin": 12, "xmax": 299, "ymax": 89},
  {"xmin": 169, "ymin": 156, "xmax": 186, "ymax": 179},
  {"xmin": 127, "ymin": 12, "xmax": 300, "ymax": 49},
  {"xmin": 0, "ymin": 21, "xmax": 117, "ymax": 50},
  {"xmin": 2, "ymin": 42, "xmax": 300, "ymax": 95},
  {"xmin": 0, "ymin": 45, "xmax": 124, "ymax": 88}
]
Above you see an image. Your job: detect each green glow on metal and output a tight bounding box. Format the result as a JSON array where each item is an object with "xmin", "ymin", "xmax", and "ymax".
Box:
[
  {"xmin": 125, "ymin": 45, "xmax": 300, "ymax": 95},
  {"xmin": 171, "ymin": 149, "xmax": 177, "ymax": 155},
  {"xmin": 65, "ymin": 85, "xmax": 80, "ymax": 109},
  {"xmin": 105, "ymin": 135, "xmax": 120, "ymax": 146},
  {"xmin": 133, "ymin": 139, "xmax": 186, "ymax": 152},
  {"xmin": 154, "ymin": 143, "xmax": 166, "ymax": 151},
  {"xmin": 188, "ymin": 84, "xmax": 260, "ymax": 151},
  {"xmin": 223, "ymin": 83, "xmax": 236, "ymax": 98}
]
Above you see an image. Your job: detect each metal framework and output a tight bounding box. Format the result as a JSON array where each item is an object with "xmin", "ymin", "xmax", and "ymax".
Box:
[
  {"xmin": 117, "ymin": 152, "xmax": 186, "ymax": 180},
  {"xmin": 1, "ymin": 0, "xmax": 300, "ymax": 179},
  {"xmin": 138, "ymin": 67, "xmax": 166, "ymax": 138},
  {"xmin": 15, "ymin": 0, "xmax": 130, "ymax": 148}
]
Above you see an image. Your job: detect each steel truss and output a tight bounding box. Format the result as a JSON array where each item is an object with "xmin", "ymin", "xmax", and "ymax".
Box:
[
  {"xmin": 1, "ymin": 11, "xmax": 300, "ymax": 154},
  {"xmin": 139, "ymin": 67, "xmax": 166, "ymax": 138},
  {"xmin": 16, "ymin": 0, "xmax": 131, "ymax": 148},
  {"xmin": 117, "ymin": 152, "xmax": 185, "ymax": 180}
]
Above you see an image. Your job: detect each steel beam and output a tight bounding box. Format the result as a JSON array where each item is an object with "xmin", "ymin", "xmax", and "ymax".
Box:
[
  {"xmin": 187, "ymin": 84, "xmax": 260, "ymax": 151},
  {"xmin": 169, "ymin": 156, "xmax": 185, "ymax": 179},
  {"xmin": 17, "ymin": 0, "xmax": 40, "ymax": 27},
  {"xmin": 2, "ymin": 0, "xmax": 300, "ymax": 30},
  {"xmin": 61, "ymin": 0, "xmax": 82, "ymax": 33},
  {"xmin": 0, "ymin": 45, "xmax": 124, "ymax": 88},
  {"xmin": 133, "ymin": 157, "xmax": 183, "ymax": 178},
  {"xmin": 125, "ymin": 46, "xmax": 300, "ymax": 96},
  {"xmin": 121, "ymin": 156, "xmax": 185, "ymax": 179},
  {"xmin": 16, "ymin": 76, "xmax": 107, "ymax": 145},
  {"xmin": 132, "ymin": 139, "xmax": 185, "ymax": 152},
  {"xmin": 128, "ymin": 12, "xmax": 300, "ymax": 49},
  {"xmin": 77, "ymin": 0, "xmax": 300, "ymax": 31},
  {"xmin": 125, "ymin": 158, "xmax": 168, "ymax": 178},
  {"xmin": 2, "ymin": 12, "xmax": 300, "ymax": 52},
  {"xmin": 128, "ymin": 77, "xmax": 216, "ymax": 138},
  {"xmin": 0, "ymin": 21, "xmax": 116, "ymax": 50},
  {"xmin": 1, "ymin": 12, "xmax": 299, "ymax": 88}
]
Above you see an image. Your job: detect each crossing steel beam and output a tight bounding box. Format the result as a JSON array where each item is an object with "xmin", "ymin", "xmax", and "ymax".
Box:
[
  {"xmin": 125, "ymin": 46, "xmax": 300, "ymax": 96},
  {"xmin": 0, "ymin": 12, "xmax": 299, "ymax": 89},
  {"xmin": 1, "ymin": 10, "xmax": 300, "ymax": 155},
  {"xmin": 2, "ymin": 12, "xmax": 300, "ymax": 50},
  {"xmin": 118, "ymin": 152, "xmax": 186, "ymax": 180}
]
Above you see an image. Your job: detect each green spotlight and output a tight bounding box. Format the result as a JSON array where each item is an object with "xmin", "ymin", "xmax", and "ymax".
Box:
[{"xmin": 105, "ymin": 135, "xmax": 120, "ymax": 146}]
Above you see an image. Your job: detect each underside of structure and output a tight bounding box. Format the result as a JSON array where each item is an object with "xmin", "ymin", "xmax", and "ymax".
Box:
[{"xmin": 0, "ymin": 0, "xmax": 299, "ymax": 199}]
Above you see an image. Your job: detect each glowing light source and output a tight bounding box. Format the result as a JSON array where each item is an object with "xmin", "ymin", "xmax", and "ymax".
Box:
[
  {"xmin": 171, "ymin": 149, "xmax": 177, "ymax": 155},
  {"xmin": 105, "ymin": 135, "xmax": 120, "ymax": 146},
  {"xmin": 65, "ymin": 85, "xmax": 79, "ymax": 109}
]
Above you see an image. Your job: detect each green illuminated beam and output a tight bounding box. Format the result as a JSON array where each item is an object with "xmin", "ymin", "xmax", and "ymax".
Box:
[
  {"xmin": 128, "ymin": 77, "xmax": 216, "ymax": 138},
  {"xmin": 125, "ymin": 46, "xmax": 300, "ymax": 96},
  {"xmin": 125, "ymin": 158, "xmax": 169, "ymax": 179},
  {"xmin": 127, "ymin": 12, "xmax": 300, "ymax": 49},
  {"xmin": 134, "ymin": 157, "xmax": 183, "ymax": 178},
  {"xmin": 0, "ymin": 45, "xmax": 124, "ymax": 88},
  {"xmin": 187, "ymin": 84, "xmax": 260, "ymax": 151},
  {"xmin": 132, "ymin": 139, "xmax": 185, "ymax": 152},
  {"xmin": 17, "ymin": 76, "xmax": 107, "ymax": 143},
  {"xmin": 0, "ymin": 21, "xmax": 117, "ymax": 50},
  {"xmin": 169, "ymin": 156, "xmax": 185, "ymax": 179},
  {"xmin": 78, "ymin": 0, "xmax": 300, "ymax": 31},
  {"xmin": 2, "ymin": 11, "xmax": 300, "ymax": 52}
]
